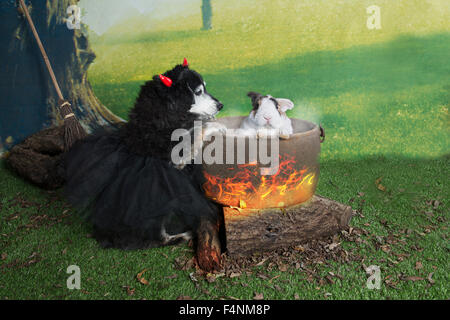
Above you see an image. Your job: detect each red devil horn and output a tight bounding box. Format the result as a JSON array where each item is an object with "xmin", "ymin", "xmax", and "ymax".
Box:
[
  {"xmin": 159, "ymin": 74, "xmax": 173, "ymax": 87},
  {"xmin": 183, "ymin": 57, "xmax": 189, "ymax": 67}
]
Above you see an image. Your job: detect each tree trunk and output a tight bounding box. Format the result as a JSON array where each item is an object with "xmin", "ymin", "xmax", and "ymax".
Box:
[
  {"xmin": 201, "ymin": 0, "xmax": 212, "ymax": 30},
  {"xmin": 0, "ymin": 0, "xmax": 123, "ymax": 154},
  {"xmin": 224, "ymin": 195, "xmax": 354, "ymax": 256}
]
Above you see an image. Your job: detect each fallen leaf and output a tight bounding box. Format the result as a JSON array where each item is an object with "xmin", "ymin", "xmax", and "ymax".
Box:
[
  {"xmin": 206, "ymin": 273, "xmax": 216, "ymax": 283},
  {"xmin": 255, "ymin": 258, "xmax": 268, "ymax": 266},
  {"xmin": 257, "ymin": 273, "xmax": 269, "ymax": 280},
  {"xmin": 432, "ymin": 200, "xmax": 440, "ymax": 209},
  {"xmin": 328, "ymin": 242, "xmax": 340, "ymax": 250},
  {"xmin": 189, "ymin": 272, "xmax": 198, "ymax": 282},
  {"xmin": 415, "ymin": 261, "xmax": 423, "ymax": 270},
  {"xmin": 136, "ymin": 269, "xmax": 150, "ymax": 285},
  {"xmin": 124, "ymin": 286, "xmax": 135, "ymax": 295},
  {"xmin": 160, "ymin": 252, "xmax": 168, "ymax": 259},
  {"xmin": 381, "ymin": 245, "xmax": 391, "ymax": 253},
  {"xmin": 269, "ymin": 275, "xmax": 280, "ymax": 283},
  {"xmin": 177, "ymin": 295, "xmax": 192, "ymax": 300},
  {"xmin": 294, "ymin": 293, "xmax": 300, "ymax": 300},
  {"xmin": 375, "ymin": 177, "xmax": 386, "ymax": 192},
  {"xmin": 1, "ymin": 253, "xmax": 7, "ymax": 260},
  {"xmin": 253, "ymin": 292, "xmax": 264, "ymax": 300},
  {"xmin": 427, "ymin": 273, "xmax": 435, "ymax": 284},
  {"xmin": 404, "ymin": 276, "xmax": 424, "ymax": 282},
  {"xmin": 278, "ymin": 264, "xmax": 288, "ymax": 272},
  {"xmin": 229, "ymin": 272, "xmax": 241, "ymax": 278}
]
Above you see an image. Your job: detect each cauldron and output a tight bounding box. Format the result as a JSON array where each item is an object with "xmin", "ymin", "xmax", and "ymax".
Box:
[{"xmin": 202, "ymin": 116, "xmax": 322, "ymax": 209}]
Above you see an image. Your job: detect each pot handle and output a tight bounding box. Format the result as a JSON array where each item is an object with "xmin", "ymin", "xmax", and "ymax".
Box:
[{"xmin": 319, "ymin": 125, "xmax": 325, "ymax": 143}]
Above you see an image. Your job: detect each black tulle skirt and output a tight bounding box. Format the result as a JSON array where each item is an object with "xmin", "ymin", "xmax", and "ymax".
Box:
[{"xmin": 64, "ymin": 129, "xmax": 220, "ymax": 249}]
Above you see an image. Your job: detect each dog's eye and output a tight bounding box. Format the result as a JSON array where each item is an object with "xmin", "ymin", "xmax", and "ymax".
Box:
[{"xmin": 195, "ymin": 89, "xmax": 203, "ymax": 95}]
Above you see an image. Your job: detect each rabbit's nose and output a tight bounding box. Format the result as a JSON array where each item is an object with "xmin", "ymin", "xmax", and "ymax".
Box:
[{"xmin": 264, "ymin": 115, "xmax": 271, "ymax": 120}]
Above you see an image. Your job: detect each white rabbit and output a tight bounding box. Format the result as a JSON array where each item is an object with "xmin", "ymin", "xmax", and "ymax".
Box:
[{"xmin": 239, "ymin": 92, "xmax": 294, "ymax": 138}]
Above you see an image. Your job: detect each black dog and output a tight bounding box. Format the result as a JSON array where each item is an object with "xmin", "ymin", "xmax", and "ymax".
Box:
[{"xmin": 64, "ymin": 60, "xmax": 225, "ymax": 270}]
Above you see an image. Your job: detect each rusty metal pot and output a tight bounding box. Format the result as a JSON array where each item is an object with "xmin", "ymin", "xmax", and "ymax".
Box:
[{"xmin": 202, "ymin": 116, "xmax": 322, "ymax": 209}]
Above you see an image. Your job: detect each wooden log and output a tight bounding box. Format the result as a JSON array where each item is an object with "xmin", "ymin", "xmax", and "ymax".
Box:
[{"xmin": 224, "ymin": 195, "xmax": 354, "ymax": 256}]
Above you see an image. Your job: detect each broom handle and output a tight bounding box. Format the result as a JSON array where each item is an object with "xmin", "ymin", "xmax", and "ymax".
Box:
[{"xmin": 19, "ymin": 0, "xmax": 65, "ymax": 102}]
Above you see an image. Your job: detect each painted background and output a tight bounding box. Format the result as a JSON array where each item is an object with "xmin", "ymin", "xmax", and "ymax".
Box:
[{"xmin": 1, "ymin": 0, "xmax": 449, "ymax": 159}]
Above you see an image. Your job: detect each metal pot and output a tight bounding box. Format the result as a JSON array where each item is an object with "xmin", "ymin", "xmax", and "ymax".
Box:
[{"xmin": 202, "ymin": 116, "xmax": 322, "ymax": 209}]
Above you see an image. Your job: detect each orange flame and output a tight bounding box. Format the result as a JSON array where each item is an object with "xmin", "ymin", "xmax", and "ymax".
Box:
[{"xmin": 203, "ymin": 154, "xmax": 316, "ymax": 209}]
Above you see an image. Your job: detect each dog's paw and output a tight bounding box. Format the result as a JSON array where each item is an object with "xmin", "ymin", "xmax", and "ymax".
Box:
[
  {"xmin": 203, "ymin": 122, "xmax": 227, "ymax": 138},
  {"xmin": 232, "ymin": 128, "xmax": 257, "ymax": 137},
  {"xmin": 173, "ymin": 161, "xmax": 186, "ymax": 170},
  {"xmin": 257, "ymin": 128, "xmax": 278, "ymax": 138},
  {"xmin": 171, "ymin": 157, "xmax": 190, "ymax": 170}
]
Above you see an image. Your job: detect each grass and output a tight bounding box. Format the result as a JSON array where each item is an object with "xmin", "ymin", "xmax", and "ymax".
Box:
[
  {"xmin": 0, "ymin": 156, "xmax": 448, "ymax": 299},
  {"xmin": 1, "ymin": 0, "xmax": 449, "ymax": 299}
]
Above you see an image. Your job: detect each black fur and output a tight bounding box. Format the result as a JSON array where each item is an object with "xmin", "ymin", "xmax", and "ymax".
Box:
[
  {"xmin": 247, "ymin": 91, "xmax": 263, "ymax": 111},
  {"xmin": 123, "ymin": 65, "xmax": 220, "ymax": 159},
  {"xmin": 64, "ymin": 64, "xmax": 225, "ymax": 251}
]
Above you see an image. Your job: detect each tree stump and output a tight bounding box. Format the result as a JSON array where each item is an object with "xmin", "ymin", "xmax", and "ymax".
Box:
[
  {"xmin": 0, "ymin": 0, "xmax": 123, "ymax": 154},
  {"xmin": 223, "ymin": 195, "xmax": 353, "ymax": 256}
]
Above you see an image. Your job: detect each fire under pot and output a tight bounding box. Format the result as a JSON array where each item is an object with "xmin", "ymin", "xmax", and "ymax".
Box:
[{"xmin": 202, "ymin": 116, "xmax": 323, "ymax": 209}]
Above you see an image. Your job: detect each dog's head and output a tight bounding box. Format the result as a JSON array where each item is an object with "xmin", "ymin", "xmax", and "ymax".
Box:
[
  {"xmin": 155, "ymin": 61, "xmax": 223, "ymax": 120},
  {"xmin": 125, "ymin": 60, "xmax": 223, "ymax": 157}
]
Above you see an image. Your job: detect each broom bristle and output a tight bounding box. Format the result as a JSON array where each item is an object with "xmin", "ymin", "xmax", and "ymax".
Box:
[
  {"xmin": 59, "ymin": 101, "xmax": 87, "ymax": 150},
  {"xmin": 64, "ymin": 117, "xmax": 87, "ymax": 150}
]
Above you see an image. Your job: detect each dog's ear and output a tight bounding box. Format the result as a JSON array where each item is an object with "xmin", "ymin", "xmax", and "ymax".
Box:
[
  {"xmin": 276, "ymin": 98, "xmax": 294, "ymax": 112},
  {"xmin": 247, "ymin": 92, "xmax": 263, "ymax": 110}
]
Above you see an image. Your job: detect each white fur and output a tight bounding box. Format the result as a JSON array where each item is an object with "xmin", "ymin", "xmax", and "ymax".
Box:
[
  {"xmin": 189, "ymin": 84, "xmax": 220, "ymax": 117},
  {"xmin": 161, "ymin": 226, "xmax": 192, "ymax": 244},
  {"xmin": 174, "ymin": 84, "xmax": 226, "ymax": 170},
  {"xmin": 240, "ymin": 95, "xmax": 294, "ymax": 138}
]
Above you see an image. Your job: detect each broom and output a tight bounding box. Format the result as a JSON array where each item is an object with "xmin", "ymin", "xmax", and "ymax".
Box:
[{"xmin": 18, "ymin": 0, "xmax": 87, "ymax": 150}]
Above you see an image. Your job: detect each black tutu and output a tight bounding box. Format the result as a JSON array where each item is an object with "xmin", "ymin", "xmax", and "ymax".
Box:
[{"xmin": 64, "ymin": 128, "xmax": 220, "ymax": 249}]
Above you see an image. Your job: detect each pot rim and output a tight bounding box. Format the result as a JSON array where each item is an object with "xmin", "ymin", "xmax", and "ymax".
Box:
[{"xmin": 216, "ymin": 116, "xmax": 320, "ymax": 139}]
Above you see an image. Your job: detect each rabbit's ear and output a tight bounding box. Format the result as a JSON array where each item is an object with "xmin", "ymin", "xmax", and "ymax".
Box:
[
  {"xmin": 276, "ymin": 98, "xmax": 294, "ymax": 112},
  {"xmin": 247, "ymin": 92, "xmax": 263, "ymax": 110}
]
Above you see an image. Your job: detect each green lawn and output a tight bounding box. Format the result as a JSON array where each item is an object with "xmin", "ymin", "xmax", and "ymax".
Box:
[
  {"xmin": 1, "ymin": 156, "xmax": 448, "ymax": 299},
  {"xmin": 1, "ymin": 0, "xmax": 449, "ymax": 299}
]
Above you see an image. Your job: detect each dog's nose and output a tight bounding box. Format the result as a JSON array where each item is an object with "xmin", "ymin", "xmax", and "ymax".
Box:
[{"xmin": 217, "ymin": 103, "xmax": 224, "ymax": 111}]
